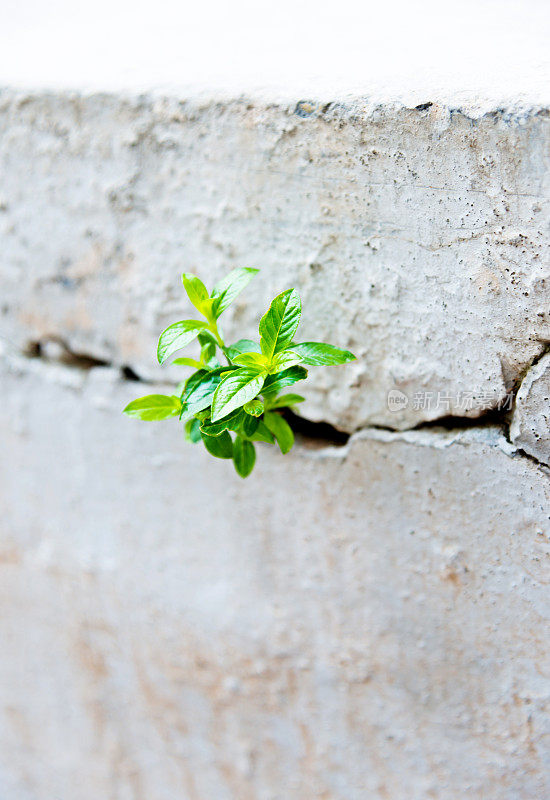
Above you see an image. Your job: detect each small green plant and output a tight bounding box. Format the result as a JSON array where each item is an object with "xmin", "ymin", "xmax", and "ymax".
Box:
[{"xmin": 123, "ymin": 268, "xmax": 355, "ymax": 477}]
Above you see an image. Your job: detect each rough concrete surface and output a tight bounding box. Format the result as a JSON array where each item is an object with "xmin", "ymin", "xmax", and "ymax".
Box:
[
  {"xmin": 1, "ymin": 90, "xmax": 549, "ymax": 431},
  {"xmin": 511, "ymin": 351, "xmax": 550, "ymax": 466},
  {"xmin": 0, "ymin": 353, "xmax": 549, "ymax": 800},
  {"xmin": 1, "ymin": 85, "xmax": 550, "ymax": 800}
]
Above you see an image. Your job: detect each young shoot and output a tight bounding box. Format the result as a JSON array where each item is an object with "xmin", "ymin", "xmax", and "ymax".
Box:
[{"xmin": 123, "ymin": 268, "xmax": 356, "ymax": 477}]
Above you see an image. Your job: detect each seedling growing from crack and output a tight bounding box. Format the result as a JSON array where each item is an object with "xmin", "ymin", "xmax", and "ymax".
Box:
[{"xmin": 123, "ymin": 268, "xmax": 356, "ymax": 477}]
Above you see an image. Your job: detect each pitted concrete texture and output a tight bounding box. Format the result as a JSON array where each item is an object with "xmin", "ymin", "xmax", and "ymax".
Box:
[
  {"xmin": 1, "ymin": 82, "xmax": 550, "ymax": 800},
  {"xmin": 1, "ymin": 353, "xmax": 549, "ymax": 800},
  {"xmin": 511, "ymin": 351, "xmax": 550, "ymax": 466},
  {"xmin": 1, "ymin": 90, "xmax": 549, "ymax": 432}
]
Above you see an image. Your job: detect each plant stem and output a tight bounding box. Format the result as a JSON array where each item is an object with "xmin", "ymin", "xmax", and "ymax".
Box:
[
  {"xmin": 208, "ymin": 320, "xmax": 234, "ymax": 366},
  {"xmin": 208, "ymin": 321, "xmax": 225, "ymax": 350}
]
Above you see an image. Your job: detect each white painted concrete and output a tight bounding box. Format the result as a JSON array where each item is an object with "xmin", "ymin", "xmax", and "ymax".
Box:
[{"xmin": 1, "ymin": 1, "xmax": 550, "ymax": 114}]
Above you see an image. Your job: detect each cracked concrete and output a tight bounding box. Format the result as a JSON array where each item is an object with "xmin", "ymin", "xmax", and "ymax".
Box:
[
  {"xmin": 1, "ymin": 85, "xmax": 550, "ymax": 799},
  {"xmin": 6, "ymin": 339, "xmax": 547, "ymax": 469},
  {"xmin": 1, "ymin": 90, "xmax": 550, "ymax": 432},
  {"xmin": 511, "ymin": 350, "xmax": 550, "ymax": 467}
]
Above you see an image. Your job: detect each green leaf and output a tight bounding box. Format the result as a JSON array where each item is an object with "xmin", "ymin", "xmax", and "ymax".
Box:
[
  {"xmin": 265, "ymin": 393, "xmax": 305, "ymax": 410},
  {"xmin": 259, "ymin": 289, "xmax": 301, "ymax": 359},
  {"xmin": 242, "ymin": 413, "xmax": 259, "ymax": 437},
  {"xmin": 200, "ymin": 408, "xmax": 245, "ymax": 437},
  {"xmin": 243, "ymin": 398, "xmax": 264, "ymax": 416},
  {"xmin": 291, "ymin": 341, "xmax": 356, "ymax": 366},
  {"xmin": 211, "ymin": 268, "xmax": 259, "ymax": 318},
  {"xmin": 201, "ymin": 430, "xmax": 233, "ymax": 459},
  {"xmin": 233, "ymin": 436, "xmax": 256, "ymax": 478},
  {"xmin": 199, "ymin": 335, "xmax": 217, "ymax": 365},
  {"xmin": 269, "ymin": 350, "xmax": 303, "ymax": 373},
  {"xmin": 198, "ymin": 330, "xmax": 219, "ymax": 347},
  {"xmin": 211, "ymin": 367, "xmax": 267, "ymax": 422},
  {"xmin": 157, "ymin": 320, "xmax": 207, "ymax": 365},
  {"xmin": 182, "ymin": 366, "xmax": 237, "ymax": 400},
  {"xmin": 264, "ymin": 411, "xmax": 294, "ymax": 454},
  {"xmin": 123, "ymin": 394, "xmax": 181, "ymax": 421},
  {"xmin": 180, "ymin": 368, "xmax": 208, "ymax": 400},
  {"xmin": 232, "ymin": 352, "xmax": 269, "ymax": 369},
  {"xmin": 226, "ymin": 339, "xmax": 262, "ymax": 360},
  {"xmin": 184, "ymin": 417, "xmax": 202, "ymax": 443},
  {"xmin": 182, "ymin": 272, "xmax": 212, "ymax": 317},
  {"xmin": 245, "ymin": 420, "xmax": 274, "ymax": 444},
  {"xmin": 262, "ymin": 366, "xmax": 308, "ymax": 396},
  {"xmin": 180, "ymin": 368, "xmax": 229, "ymax": 420},
  {"xmin": 173, "ymin": 357, "xmax": 204, "ymax": 369}
]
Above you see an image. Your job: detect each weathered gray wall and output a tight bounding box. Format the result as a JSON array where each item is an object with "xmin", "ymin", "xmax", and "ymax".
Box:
[
  {"xmin": 1, "ymin": 91, "xmax": 549, "ymax": 431},
  {"xmin": 1, "ymin": 90, "xmax": 549, "ymax": 799}
]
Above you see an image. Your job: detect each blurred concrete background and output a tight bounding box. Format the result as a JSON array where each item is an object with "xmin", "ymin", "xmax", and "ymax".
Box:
[{"xmin": 1, "ymin": 2, "xmax": 549, "ymax": 798}]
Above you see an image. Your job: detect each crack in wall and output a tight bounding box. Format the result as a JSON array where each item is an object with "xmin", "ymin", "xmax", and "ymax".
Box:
[
  {"xmin": 24, "ymin": 337, "xmax": 147, "ymax": 383},
  {"xmin": 286, "ymin": 408, "xmax": 511, "ymax": 451},
  {"xmin": 287, "ymin": 349, "xmax": 550, "ymax": 472},
  {"xmin": 513, "ymin": 446, "xmax": 550, "ymax": 476},
  {"xmin": 509, "ymin": 341, "xmax": 550, "ymax": 398},
  {"xmin": 282, "ymin": 409, "xmax": 350, "ymax": 448},
  {"xmin": 25, "ymin": 338, "xmax": 110, "ymax": 370},
  {"xmin": 15, "ymin": 337, "xmax": 550, "ymax": 470}
]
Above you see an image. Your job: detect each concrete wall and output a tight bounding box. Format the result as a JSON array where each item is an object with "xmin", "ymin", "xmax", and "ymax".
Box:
[{"xmin": 1, "ymin": 90, "xmax": 549, "ymax": 799}]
